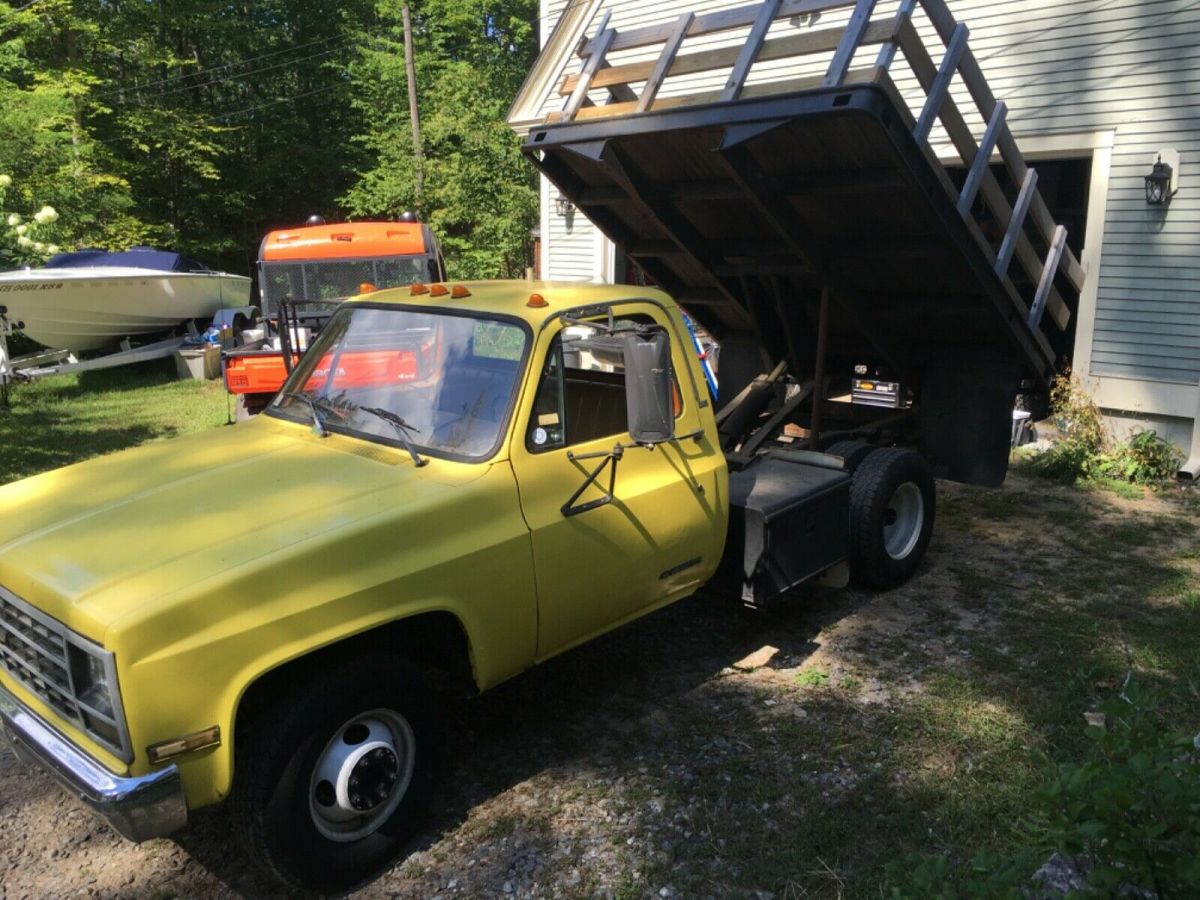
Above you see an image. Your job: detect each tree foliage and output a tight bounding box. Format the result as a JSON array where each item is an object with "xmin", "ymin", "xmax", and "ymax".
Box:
[
  {"xmin": 0, "ymin": 0, "xmax": 538, "ymax": 277},
  {"xmin": 342, "ymin": 0, "xmax": 538, "ymax": 279}
]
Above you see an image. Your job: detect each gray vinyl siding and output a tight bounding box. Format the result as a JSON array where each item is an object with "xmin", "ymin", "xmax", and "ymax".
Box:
[
  {"xmin": 538, "ymin": 0, "xmax": 1200, "ymax": 383},
  {"xmin": 540, "ymin": 0, "xmax": 596, "ymax": 281},
  {"xmin": 895, "ymin": 0, "xmax": 1200, "ymax": 383}
]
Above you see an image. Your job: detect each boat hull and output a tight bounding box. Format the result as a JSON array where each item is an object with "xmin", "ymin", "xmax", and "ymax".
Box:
[{"xmin": 0, "ymin": 267, "xmax": 252, "ymax": 351}]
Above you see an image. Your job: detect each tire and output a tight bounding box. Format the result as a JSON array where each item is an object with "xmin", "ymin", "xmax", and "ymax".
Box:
[
  {"xmin": 824, "ymin": 440, "xmax": 876, "ymax": 474},
  {"xmin": 232, "ymin": 656, "xmax": 441, "ymax": 893},
  {"xmin": 848, "ymin": 448, "xmax": 935, "ymax": 589}
]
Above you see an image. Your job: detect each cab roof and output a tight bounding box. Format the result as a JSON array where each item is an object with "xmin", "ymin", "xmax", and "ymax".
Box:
[
  {"xmin": 260, "ymin": 221, "xmax": 433, "ymax": 262},
  {"xmin": 345, "ymin": 279, "xmax": 677, "ymax": 327}
]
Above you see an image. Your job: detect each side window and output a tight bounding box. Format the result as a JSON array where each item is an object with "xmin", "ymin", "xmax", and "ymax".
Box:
[
  {"xmin": 526, "ymin": 314, "xmax": 683, "ymax": 453},
  {"xmin": 527, "ymin": 339, "xmax": 567, "ymax": 451}
]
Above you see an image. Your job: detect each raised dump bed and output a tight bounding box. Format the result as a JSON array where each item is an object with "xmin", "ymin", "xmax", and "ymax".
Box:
[{"xmin": 523, "ymin": 0, "xmax": 1087, "ymax": 486}]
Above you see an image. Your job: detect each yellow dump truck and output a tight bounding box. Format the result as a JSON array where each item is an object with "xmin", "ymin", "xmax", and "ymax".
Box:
[
  {"xmin": 1, "ymin": 0, "xmax": 1085, "ymax": 892},
  {"xmin": 0, "ymin": 279, "xmax": 932, "ymax": 891}
]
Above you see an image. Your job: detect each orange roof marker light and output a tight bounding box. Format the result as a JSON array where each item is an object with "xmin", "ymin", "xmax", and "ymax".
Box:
[
  {"xmin": 450, "ymin": 285, "xmax": 471, "ymax": 299},
  {"xmin": 410, "ymin": 282, "xmax": 430, "ymax": 295},
  {"xmin": 358, "ymin": 282, "xmax": 377, "ymax": 294},
  {"xmin": 527, "ymin": 293, "xmax": 548, "ymax": 308},
  {"xmin": 429, "ymin": 284, "xmax": 450, "ymax": 297}
]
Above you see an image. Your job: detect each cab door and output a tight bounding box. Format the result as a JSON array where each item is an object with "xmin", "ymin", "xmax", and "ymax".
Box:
[{"xmin": 509, "ymin": 302, "xmax": 727, "ymax": 659}]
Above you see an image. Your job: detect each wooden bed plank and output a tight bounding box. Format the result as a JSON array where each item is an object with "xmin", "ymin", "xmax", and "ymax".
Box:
[
  {"xmin": 548, "ymin": 68, "xmax": 879, "ymax": 123},
  {"xmin": 581, "ymin": 0, "xmax": 858, "ymax": 58},
  {"xmin": 561, "ymin": 19, "xmax": 895, "ymax": 96}
]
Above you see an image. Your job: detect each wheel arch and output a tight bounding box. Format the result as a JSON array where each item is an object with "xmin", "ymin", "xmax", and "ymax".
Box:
[{"xmin": 224, "ymin": 610, "xmax": 475, "ymax": 794}]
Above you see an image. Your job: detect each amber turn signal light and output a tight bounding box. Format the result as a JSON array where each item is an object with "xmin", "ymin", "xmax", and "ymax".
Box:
[{"xmin": 147, "ymin": 725, "xmax": 222, "ymax": 764}]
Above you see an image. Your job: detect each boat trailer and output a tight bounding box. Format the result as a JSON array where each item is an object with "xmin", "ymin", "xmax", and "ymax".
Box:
[{"xmin": 1, "ymin": 305, "xmax": 253, "ymax": 402}]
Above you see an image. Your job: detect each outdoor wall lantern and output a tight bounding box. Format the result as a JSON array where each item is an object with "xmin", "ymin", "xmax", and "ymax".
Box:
[
  {"xmin": 1144, "ymin": 151, "xmax": 1180, "ymax": 205},
  {"xmin": 554, "ymin": 192, "xmax": 575, "ymax": 216}
]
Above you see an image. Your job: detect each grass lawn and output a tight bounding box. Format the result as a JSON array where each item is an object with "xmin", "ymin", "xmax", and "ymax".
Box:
[{"xmin": 0, "ymin": 358, "xmax": 231, "ymax": 485}]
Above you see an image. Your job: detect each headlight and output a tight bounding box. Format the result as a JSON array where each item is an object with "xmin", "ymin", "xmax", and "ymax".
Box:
[{"xmin": 66, "ymin": 641, "xmax": 128, "ymax": 758}]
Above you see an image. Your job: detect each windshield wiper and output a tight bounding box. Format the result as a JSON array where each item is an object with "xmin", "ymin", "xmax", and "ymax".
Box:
[
  {"xmin": 358, "ymin": 406, "xmax": 428, "ymax": 467},
  {"xmin": 282, "ymin": 391, "xmax": 331, "ymax": 437}
]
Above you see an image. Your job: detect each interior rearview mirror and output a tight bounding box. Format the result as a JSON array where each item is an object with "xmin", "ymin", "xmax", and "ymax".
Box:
[{"xmin": 623, "ymin": 330, "xmax": 675, "ymax": 444}]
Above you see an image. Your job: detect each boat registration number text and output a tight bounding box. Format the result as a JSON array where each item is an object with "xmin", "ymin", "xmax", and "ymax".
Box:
[{"xmin": 0, "ymin": 282, "xmax": 64, "ymax": 293}]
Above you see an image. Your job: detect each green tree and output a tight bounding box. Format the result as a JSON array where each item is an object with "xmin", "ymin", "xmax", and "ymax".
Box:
[
  {"xmin": 0, "ymin": 0, "xmax": 146, "ymax": 252},
  {"xmin": 342, "ymin": 0, "xmax": 538, "ymax": 279},
  {"xmin": 0, "ymin": 0, "xmax": 538, "ymax": 278}
]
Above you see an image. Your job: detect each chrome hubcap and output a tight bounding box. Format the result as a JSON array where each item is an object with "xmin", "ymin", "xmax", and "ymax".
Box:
[
  {"xmin": 884, "ymin": 482, "xmax": 924, "ymax": 560},
  {"xmin": 309, "ymin": 710, "xmax": 415, "ymax": 842}
]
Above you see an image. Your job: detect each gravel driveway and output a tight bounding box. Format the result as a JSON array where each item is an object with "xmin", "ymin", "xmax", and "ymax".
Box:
[{"xmin": 3, "ymin": 474, "xmax": 1198, "ymax": 899}]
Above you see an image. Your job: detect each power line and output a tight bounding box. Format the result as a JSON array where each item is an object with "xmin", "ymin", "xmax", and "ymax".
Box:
[
  {"xmin": 100, "ymin": 40, "xmax": 352, "ymax": 107},
  {"xmin": 214, "ymin": 81, "xmax": 347, "ymax": 121},
  {"xmin": 90, "ymin": 32, "xmax": 347, "ymax": 101},
  {"xmin": 91, "ymin": 77, "xmax": 350, "ymax": 145},
  {"xmin": 2, "ymin": 0, "xmax": 48, "ymax": 16}
]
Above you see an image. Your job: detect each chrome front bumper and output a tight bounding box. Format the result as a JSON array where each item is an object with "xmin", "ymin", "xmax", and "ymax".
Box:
[{"xmin": 0, "ymin": 682, "xmax": 187, "ymax": 841}]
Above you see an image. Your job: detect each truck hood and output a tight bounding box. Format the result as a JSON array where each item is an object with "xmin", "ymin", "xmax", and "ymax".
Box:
[{"xmin": 0, "ymin": 416, "xmax": 484, "ymax": 641}]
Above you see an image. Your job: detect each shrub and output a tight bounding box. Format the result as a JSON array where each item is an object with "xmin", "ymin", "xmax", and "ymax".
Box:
[
  {"xmin": 0, "ymin": 175, "xmax": 61, "ymax": 267},
  {"xmin": 1091, "ymin": 430, "xmax": 1181, "ymax": 486},
  {"xmin": 887, "ymin": 677, "xmax": 1200, "ymax": 898},
  {"xmin": 1021, "ymin": 375, "xmax": 1180, "ymax": 487},
  {"xmin": 1042, "ymin": 676, "xmax": 1200, "ymax": 897}
]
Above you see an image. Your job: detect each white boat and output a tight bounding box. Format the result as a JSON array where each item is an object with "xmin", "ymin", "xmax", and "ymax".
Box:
[{"xmin": 0, "ymin": 247, "xmax": 252, "ymax": 351}]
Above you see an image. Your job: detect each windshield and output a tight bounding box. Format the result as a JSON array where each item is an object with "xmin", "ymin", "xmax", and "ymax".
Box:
[
  {"xmin": 261, "ymin": 256, "xmax": 438, "ymax": 314},
  {"xmin": 268, "ymin": 306, "xmax": 529, "ymax": 461}
]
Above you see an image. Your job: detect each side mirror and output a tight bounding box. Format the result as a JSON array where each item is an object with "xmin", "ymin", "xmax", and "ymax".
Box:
[{"xmin": 623, "ymin": 330, "xmax": 675, "ymax": 444}]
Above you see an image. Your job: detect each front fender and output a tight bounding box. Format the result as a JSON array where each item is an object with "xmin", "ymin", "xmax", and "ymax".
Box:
[{"xmin": 112, "ymin": 463, "xmax": 536, "ymax": 807}]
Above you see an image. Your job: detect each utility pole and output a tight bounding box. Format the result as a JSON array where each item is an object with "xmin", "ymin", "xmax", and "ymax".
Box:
[{"xmin": 402, "ymin": 3, "xmax": 424, "ymax": 210}]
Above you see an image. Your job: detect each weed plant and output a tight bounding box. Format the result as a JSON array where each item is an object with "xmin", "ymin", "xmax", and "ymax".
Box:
[{"xmin": 1021, "ymin": 374, "xmax": 1180, "ymax": 487}]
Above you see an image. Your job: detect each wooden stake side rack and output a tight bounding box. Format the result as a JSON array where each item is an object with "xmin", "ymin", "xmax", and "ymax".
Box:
[{"xmin": 526, "ymin": 0, "xmax": 1087, "ymax": 389}]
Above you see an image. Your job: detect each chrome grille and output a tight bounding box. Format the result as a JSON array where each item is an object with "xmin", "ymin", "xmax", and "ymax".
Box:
[
  {"xmin": 0, "ymin": 585, "xmax": 131, "ymax": 761},
  {"xmin": 0, "ymin": 593, "xmax": 75, "ymax": 712}
]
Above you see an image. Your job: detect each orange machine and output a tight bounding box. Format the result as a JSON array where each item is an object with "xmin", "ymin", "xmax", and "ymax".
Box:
[{"xmin": 225, "ymin": 217, "xmax": 445, "ymax": 417}]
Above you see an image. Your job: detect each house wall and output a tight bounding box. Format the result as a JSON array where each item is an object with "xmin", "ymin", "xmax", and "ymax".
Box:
[
  {"xmin": 924, "ymin": 0, "xmax": 1200, "ymax": 424},
  {"xmin": 528, "ymin": 0, "xmax": 1200, "ymax": 446}
]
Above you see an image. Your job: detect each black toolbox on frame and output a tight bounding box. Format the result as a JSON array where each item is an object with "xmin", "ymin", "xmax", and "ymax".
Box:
[{"xmin": 719, "ymin": 458, "xmax": 850, "ymax": 607}]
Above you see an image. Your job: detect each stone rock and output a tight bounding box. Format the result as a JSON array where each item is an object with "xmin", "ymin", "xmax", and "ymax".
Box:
[{"xmin": 733, "ymin": 645, "xmax": 779, "ymax": 671}]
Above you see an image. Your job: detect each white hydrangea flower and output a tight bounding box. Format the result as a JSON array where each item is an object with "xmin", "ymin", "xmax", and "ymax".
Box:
[
  {"xmin": 32, "ymin": 241, "xmax": 45, "ymax": 253},
  {"xmin": 15, "ymin": 223, "xmax": 28, "ymax": 235},
  {"xmin": 46, "ymin": 244, "xmax": 59, "ymax": 255},
  {"xmin": 16, "ymin": 235, "xmax": 32, "ymax": 249},
  {"xmin": 0, "ymin": 174, "xmax": 11, "ymax": 187},
  {"xmin": 34, "ymin": 205, "xmax": 58, "ymax": 224},
  {"xmin": 5, "ymin": 213, "xmax": 19, "ymax": 227}
]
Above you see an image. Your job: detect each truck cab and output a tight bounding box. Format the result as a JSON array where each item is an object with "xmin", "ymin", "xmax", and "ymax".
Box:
[
  {"xmin": 224, "ymin": 218, "xmax": 447, "ymax": 416},
  {"xmin": 0, "ymin": 280, "xmax": 734, "ymax": 893}
]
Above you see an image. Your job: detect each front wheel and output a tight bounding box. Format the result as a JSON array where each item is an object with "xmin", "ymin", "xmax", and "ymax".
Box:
[
  {"xmin": 232, "ymin": 657, "xmax": 440, "ymax": 893},
  {"xmin": 848, "ymin": 448, "xmax": 935, "ymax": 589}
]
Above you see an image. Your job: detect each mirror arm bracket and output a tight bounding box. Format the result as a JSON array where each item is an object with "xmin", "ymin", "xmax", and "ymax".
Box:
[{"xmin": 561, "ymin": 443, "xmax": 625, "ymax": 517}]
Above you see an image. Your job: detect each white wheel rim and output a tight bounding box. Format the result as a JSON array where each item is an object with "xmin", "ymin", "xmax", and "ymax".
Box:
[
  {"xmin": 309, "ymin": 709, "xmax": 416, "ymax": 843},
  {"xmin": 884, "ymin": 482, "xmax": 925, "ymax": 561}
]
